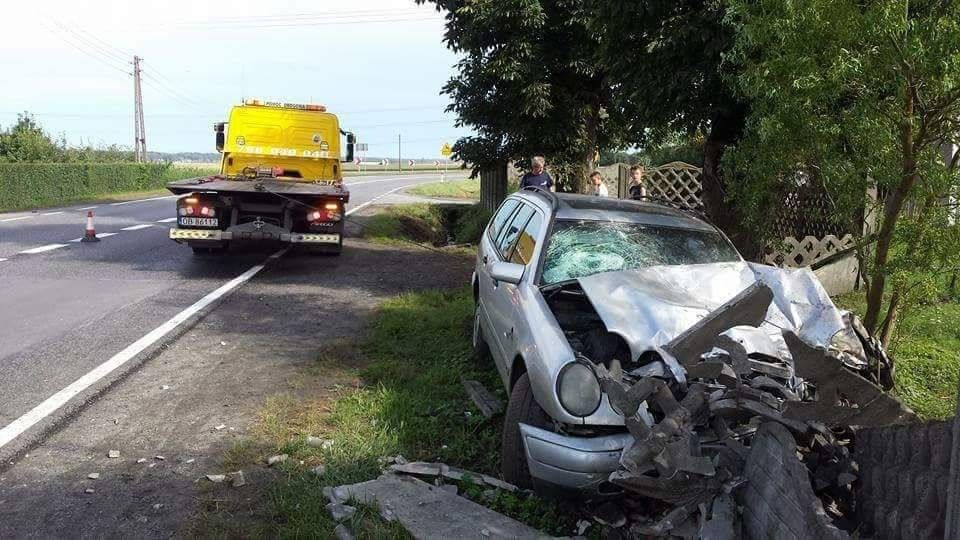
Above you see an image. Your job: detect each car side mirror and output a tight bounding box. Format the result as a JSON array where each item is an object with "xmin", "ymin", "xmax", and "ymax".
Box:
[
  {"xmin": 490, "ymin": 261, "xmax": 525, "ymax": 285},
  {"xmin": 214, "ymin": 122, "xmax": 226, "ymax": 152}
]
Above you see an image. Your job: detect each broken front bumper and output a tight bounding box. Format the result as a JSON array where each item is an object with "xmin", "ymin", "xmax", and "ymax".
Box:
[
  {"xmin": 519, "ymin": 423, "xmax": 633, "ymax": 494},
  {"xmin": 168, "ymin": 228, "xmax": 340, "ymax": 245}
]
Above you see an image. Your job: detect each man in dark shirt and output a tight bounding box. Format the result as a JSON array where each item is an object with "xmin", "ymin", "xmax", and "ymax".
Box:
[{"xmin": 519, "ymin": 155, "xmax": 554, "ymax": 191}]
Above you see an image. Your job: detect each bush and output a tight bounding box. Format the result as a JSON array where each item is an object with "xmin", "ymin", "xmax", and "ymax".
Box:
[
  {"xmin": 0, "ymin": 162, "xmax": 174, "ymax": 210},
  {"xmin": 452, "ymin": 204, "xmax": 492, "ymax": 244}
]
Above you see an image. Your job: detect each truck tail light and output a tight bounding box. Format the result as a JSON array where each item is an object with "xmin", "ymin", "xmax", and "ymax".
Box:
[
  {"xmin": 307, "ymin": 210, "xmax": 322, "ymax": 222},
  {"xmin": 324, "ymin": 202, "xmax": 339, "ymax": 210},
  {"xmin": 272, "ymin": 166, "xmax": 284, "ymax": 177}
]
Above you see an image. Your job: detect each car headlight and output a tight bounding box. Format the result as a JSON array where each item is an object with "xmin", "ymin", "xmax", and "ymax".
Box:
[{"xmin": 557, "ymin": 361, "xmax": 602, "ymax": 417}]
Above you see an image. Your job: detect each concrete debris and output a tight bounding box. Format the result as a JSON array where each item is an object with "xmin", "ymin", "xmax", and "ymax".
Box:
[
  {"xmin": 155, "ymin": 455, "xmax": 165, "ymax": 461},
  {"xmin": 332, "ymin": 524, "xmax": 354, "ymax": 540},
  {"xmin": 87, "ymin": 473, "xmax": 100, "ymax": 480},
  {"xmin": 389, "ymin": 461, "xmax": 519, "ymax": 493},
  {"xmin": 214, "ymin": 424, "xmax": 226, "ymax": 431},
  {"xmin": 576, "ymin": 519, "xmax": 592, "ymax": 536},
  {"xmin": 230, "ymin": 471, "xmax": 246, "ymax": 487},
  {"xmin": 306, "ymin": 436, "xmax": 334, "ymax": 449},
  {"xmin": 580, "ymin": 286, "xmax": 914, "ymax": 537},
  {"xmin": 461, "ymin": 378, "xmax": 504, "ymax": 418},
  {"xmin": 328, "ymin": 474, "xmax": 542, "ymax": 538},
  {"xmin": 84, "ymin": 488, "xmax": 94, "ymax": 494},
  {"xmin": 267, "ymin": 454, "xmax": 288, "ymax": 466},
  {"xmin": 311, "ymin": 464, "xmax": 327, "ymax": 476},
  {"xmin": 152, "ymin": 503, "xmax": 163, "ymax": 510},
  {"xmin": 206, "ymin": 474, "xmax": 226, "ymax": 483},
  {"xmin": 107, "ymin": 450, "xmax": 120, "ymax": 458},
  {"xmin": 185, "ymin": 458, "xmax": 195, "ymax": 464},
  {"xmin": 161, "ymin": 385, "xmax": 170, "ymax": 390},
  {"xmin": 326, "ymin": 502, "xmax": 356, "ymax": 522}
]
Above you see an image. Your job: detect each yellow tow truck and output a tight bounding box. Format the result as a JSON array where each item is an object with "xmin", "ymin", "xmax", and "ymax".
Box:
[{"xmin": 167, "ymin": 99, "xmax": 356, "ymax": 255}]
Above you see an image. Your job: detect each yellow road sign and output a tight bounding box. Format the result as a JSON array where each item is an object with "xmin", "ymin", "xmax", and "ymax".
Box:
[{"xmin": 440, "ymin": 143, "xmax": 453, "ymax": 157}]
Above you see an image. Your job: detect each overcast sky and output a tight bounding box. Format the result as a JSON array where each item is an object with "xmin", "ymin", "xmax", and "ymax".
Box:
[{"xmin": 1, "ymin": 0, "xmax": 469, "ymax": 159}]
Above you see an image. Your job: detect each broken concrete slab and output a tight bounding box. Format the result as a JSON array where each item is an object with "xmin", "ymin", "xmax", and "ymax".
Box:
[
  {"xmin": 230, "ymin": 471, "xmax": 246, "ymax": 488},
  {"xmin": 461, "ymin": 378, "xmax": 504, "ymax": 419},
  {"xmin": 740, "ymin": 422, "xmax": 848, "ymax": 540},
  {"xmin": 326, "ymin": 502, "xmax": 357, "ymax": 523},
  {"xmin": 205, "ymin": 474, "xmax": 226, "ymax": 483},
  {"xmin": 329, "ymin": 474, "xmax": 544, "ymax": 538},
  {"xmin": 664, "ymin": 282, "xmax": 774, "ymax": 367},
  {"xmin": 107, "ymin": 450, "xmax": 120, "ymax": 459}
]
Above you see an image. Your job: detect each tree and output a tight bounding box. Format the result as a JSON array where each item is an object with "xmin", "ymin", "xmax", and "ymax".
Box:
[
  {"xmin": 589, "ymin": 0, "xmax": 754, "ymax": 253},
  {"xmin": 415, "ymin": 0, "xmax": 615, "ymax": 191},
  {"xmin": 0, "ymin": 113, "xmax": 66, "ymax": 162},
  {"xmin": 725, "ymin": 0, "xmax": 960, "ymax": 345}
]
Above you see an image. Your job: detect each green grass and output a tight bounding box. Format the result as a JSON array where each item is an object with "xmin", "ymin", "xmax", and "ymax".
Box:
[
  {"xmin": 201, "ymin": 288, "xmax": 573, "ymax": 537},
  {"xmin": 407, "ymin": 178, "xmax": 481, "ymax": 200},
  {"xmin": 360, "ymin": 204, "xmax": 446, "ymax": 246},
  {"xmin": 834, "ymin": 293, "xmax": 960, "ymax": 419}
]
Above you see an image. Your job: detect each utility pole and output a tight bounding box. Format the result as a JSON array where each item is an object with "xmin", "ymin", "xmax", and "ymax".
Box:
[
  {"xmin": 132, "ymin": 55, "xmax": 146, "ymax": 163},
  {"xmin": 397, "ymin": 133, "xmax": 402, "ymax": 173}
]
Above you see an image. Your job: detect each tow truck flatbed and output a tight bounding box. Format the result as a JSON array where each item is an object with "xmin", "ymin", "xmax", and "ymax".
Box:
[{"xmin": 166, "ymin": 176, "xmax": 349, "ymax": 203}]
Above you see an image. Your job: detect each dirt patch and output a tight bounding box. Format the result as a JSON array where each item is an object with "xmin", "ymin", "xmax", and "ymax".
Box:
[{"xmin": 0, "ymin": 207, "xmax": 473, "ymax": 538}]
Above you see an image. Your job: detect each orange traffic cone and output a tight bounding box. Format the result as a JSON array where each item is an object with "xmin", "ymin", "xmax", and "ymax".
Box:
[{"xmin": 81, "ymin": 211, "xmax": 100, "ymax": 243}]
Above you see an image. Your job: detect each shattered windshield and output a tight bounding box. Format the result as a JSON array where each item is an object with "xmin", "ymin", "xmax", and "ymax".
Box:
[{"xmin": 540, "ymin": 220, "xmax": 740, "ymax": 284}]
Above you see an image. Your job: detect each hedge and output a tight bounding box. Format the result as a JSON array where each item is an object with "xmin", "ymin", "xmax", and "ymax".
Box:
[{"xmin": 0, "ymin": 162, "xmax": 176, "ymax": 211}]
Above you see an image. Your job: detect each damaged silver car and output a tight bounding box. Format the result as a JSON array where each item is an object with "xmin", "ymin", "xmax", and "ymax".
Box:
[{"xmin": 471, "ymin": 188, "xmax": 889, "ymax": 495}]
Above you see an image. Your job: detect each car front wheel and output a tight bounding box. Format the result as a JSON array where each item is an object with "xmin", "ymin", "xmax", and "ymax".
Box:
[{"xmin": 501, "ymin": 372, "xmax": 552, "ymax": 489}]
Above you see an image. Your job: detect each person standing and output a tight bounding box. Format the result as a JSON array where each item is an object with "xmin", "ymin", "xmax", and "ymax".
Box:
[
  {"xmin": 519, "ymin": 156, "xmax": 555, "ymax": 191},
  {"xmin": 627, "ymin": 164, "xmax": 647, "ymax": 199},
  {"xmin": 588, "ymin": 171, "xmax": 609, "ymax": 197}
]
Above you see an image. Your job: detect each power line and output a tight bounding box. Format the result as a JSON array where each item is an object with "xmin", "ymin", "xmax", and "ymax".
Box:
[
  {"xmin": 153, "ymin": 7, "xmax": 433, "ymax": 26},
  {"xmin": 41, "ymin": 21, "xmax": 131, "ymax": 76},
  {"xmin": 51, "ymin": 19, "xmax": 129, "ymax": 65},
  {"xmin": 141, "ymin": 70, "xmax": 204, "ymax": 108}
]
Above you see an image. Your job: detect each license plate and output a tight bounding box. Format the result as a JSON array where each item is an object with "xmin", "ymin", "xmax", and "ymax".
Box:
[{"xmin": 179, "ymin": 217, "xmax": 218, "ymax": 227}]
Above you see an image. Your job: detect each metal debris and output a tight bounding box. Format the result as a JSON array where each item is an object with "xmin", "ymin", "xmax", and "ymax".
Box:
[
  {"xmin": 582, "ymin": 284, "xmax": 914, "ymax": 537},
  {"xmin": 461, "ymin": 378, "xmax": 504, "ymax": 418}
]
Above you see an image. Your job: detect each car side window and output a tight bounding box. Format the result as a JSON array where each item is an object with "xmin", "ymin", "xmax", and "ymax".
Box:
[
  {"xmin": 497, "ymin": 204, "xmax": 534, "ymax": 259},
  {"xmin": 509, "ymin": 212, "xmax": 542, "ymax": 266},
  {"xmin": 487, "ymin": 199, "xmax": 520, "ymax": 244}
]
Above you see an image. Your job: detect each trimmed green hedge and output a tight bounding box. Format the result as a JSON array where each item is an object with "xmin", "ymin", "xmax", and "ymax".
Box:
[{"xmin": 0, "ymin": 162, "xmax": 175, "ymax": 211}]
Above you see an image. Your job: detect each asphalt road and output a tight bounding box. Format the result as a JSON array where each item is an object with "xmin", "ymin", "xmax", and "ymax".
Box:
[{"xmin": 0, "ymin": 172, "xmax": 454, "ymax": 458}]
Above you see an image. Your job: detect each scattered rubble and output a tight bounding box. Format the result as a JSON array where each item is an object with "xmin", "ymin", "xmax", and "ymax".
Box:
[
  {"xmin": 136, "ymin": 458, "xmax": 148, "ymax": 464},
  {"xmin": 214, "ymin": 424, "xmax": 226, "ymax": 431},
  {"xmin": 205, "ymin": 474, "xmax": 226, "ymax": 483},
  {"xmin": 229, "ymin": 471, "xmax": 246, "ymax": 488},
  {"xmin": 332, "ymin": 523, "xmax": 354, "ymax": 540},
  {"xmin": 326, "ymin": 502, "xmax": 357, "ymax": 522},
  {"xmin": 267, "ymin": 454, "xmax": 288, "ymax": 466},
  {"xmin": 84, "ymin": 488, "xmax": 94, "ymax": 494},
  {"xmin": 306, "ymin": 436, "xmax": 334, "ymax": 449},
  {"xmin": 86, "ymin": 473, "xmax": 100, "ymax": 480},
  {"xmin": 154, "ymin": 455, "xmax": 165, "ymax": 461},
  {"xmin": 107, "ymin": 450, "xmax": 120, "ymax": 459},
  {"xmin": 311, "ymin": 464, "xmax": 327, "ymax": 476},
  {"xmin": 461, "ymin": 378, "xmax": 504, "ymax": 418}
]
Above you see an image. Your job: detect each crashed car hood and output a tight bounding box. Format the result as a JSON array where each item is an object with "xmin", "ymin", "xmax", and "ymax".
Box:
[{"xmin": 575, "ymin": 261, "xmax": 845, "ymax": 361}]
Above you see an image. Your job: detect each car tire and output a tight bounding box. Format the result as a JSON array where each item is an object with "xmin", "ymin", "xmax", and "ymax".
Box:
[
  {"xmin": 501, "ymin": 373, "xmax": 551, "ymax": 489},
  {"xmin": 472, "ymin": 307, "xmax": 491, "ymax": 364}
]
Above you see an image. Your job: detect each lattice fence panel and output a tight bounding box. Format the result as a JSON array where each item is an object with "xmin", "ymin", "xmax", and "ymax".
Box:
[
  {"xmin": 764, "ymin": 234, "xmax": 855, "ymax": 268},
  {"xmin": 644, "ymin": 161, "xmax": 703, "ymax": 210}
]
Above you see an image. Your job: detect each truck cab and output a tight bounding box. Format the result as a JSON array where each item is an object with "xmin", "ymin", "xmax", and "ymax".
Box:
[{"xmin": 167, "ymin": 100, "xmax": 356, "ymax": 255}]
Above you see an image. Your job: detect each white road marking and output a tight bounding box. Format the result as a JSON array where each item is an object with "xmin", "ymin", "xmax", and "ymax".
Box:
[
  {"xmin": 344, "ymin": 174, "xmax": 450, "ymax": 187},
  {"xmin": 0, "ymin": 258, "xmax": 8, "ymax": 262},
  {"xmin": 345, "ymin": 184, "xmax": 418, "ymax": 216},
  {"xmin": 108, "ymin": 195, "xmax": 176, "ymax": 206},
  {"xmin": 0, "ymin": 216, "xmax": 32, "ymax": 223},
  {"xmin": 20, "ymin": 243, "xmax": 69, "ymax": 254},
  {"xmin": 79, "ymin": 206, "xmax": 98, "ymax": 211},
  {"xmin": 121, "ymin": 224, "xmax": 154, "ymax": 231},
  {"xmin": 69, "ymin": 232, "xmax": 119, "ymax": 243},
  {"xmin": 156, "ymin": 217, "xmax": 177, "ymax": 223},
  {"xmin": 41, "ymin": 211, "xmax": 64, "ymax": 216},
  {"xmin": 0, "ymin": 248, "xmax": 288, "ymax": 451}
]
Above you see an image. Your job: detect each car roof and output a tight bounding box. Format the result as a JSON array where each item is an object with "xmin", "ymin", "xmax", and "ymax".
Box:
[{"xmin": 513, "ymin": 190, "xmax": 716, "ymax": 232}]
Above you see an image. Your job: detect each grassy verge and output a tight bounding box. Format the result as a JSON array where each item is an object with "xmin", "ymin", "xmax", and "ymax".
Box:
[
  {"xmin": 197, "ymin": 288, "xmax": 575, "ymax": 537},
  {"xmin": 834, "ymin": 293, "xmax": 960, "ymax": 419},
  {"xmin": 358, "ymin": 203, "xmax": 491, "ymax": 246},
  {"xmin": 407, "ymin": 178, "xmax": 481, "ymax": 200}
]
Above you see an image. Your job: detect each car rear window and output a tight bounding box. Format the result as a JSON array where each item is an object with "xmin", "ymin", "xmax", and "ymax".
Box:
[{"xmin": 541, "ymin": 220, "xmax": 741, "ymax": 284}]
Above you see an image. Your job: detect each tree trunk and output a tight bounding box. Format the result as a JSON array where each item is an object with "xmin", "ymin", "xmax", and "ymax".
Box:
[
  {"xmin": 863, "ymin": 91, "xmax": 918, "ymax": 334},
  {"xmin": 574, "ymin": 100, "xmax": 601, "ymax": 194},
  {"xmin": 879, "ymin": 289, "xmax": 902, "ymax": 347},
  {"xmin": 702, "ymin": 106, "xmax": 757, "ymax": 258}
]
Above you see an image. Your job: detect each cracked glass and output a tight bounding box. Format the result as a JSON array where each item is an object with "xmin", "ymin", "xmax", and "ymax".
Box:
[{"xmin": 541, "ymin": 220, "xmax": 740, "ymax": 284}]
